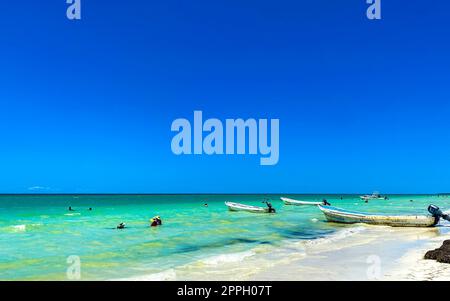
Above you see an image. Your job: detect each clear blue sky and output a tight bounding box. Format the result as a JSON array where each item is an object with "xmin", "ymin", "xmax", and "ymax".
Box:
[{"xmin": 0, "ymin": 0, "xmax": 449, "ymax": 193}]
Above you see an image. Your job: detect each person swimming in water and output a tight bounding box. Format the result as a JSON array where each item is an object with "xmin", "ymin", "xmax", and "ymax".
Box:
[
  {"xmin": 68, "ymin": 206, "xmax": 75, "ymax": 211},
  {"xmin": 117, "ymin": 222, "xmax": 126, "ymax": 229},
  {"xmin": 322, "ymin": 199, "xmax": 331, "ymax": 206}
]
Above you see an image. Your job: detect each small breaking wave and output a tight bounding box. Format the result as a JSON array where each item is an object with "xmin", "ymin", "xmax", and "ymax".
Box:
[
  {"xmin": 64, "ymin": 213, "xmax": 81, "ymax": 216},
  {"xmin": 200, "ymin": 250, "xmax": 256, "ymax": 266},
  {"xmin": 114, "ymin": 269, "xmax": 177, "ymax": 281},
  {"xmin": 11, "ymin": 224, "xmax": 26, "ymax": 232},
  {"xmin": 304, "ymin": 226, "xmax": 367, "ymax": 246},
  {"xmin": 2, "ymin": 223, "xmax": 43, "ymax": 233}
]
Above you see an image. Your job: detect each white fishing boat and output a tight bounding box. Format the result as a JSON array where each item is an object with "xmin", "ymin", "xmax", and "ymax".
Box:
[
  {"xmin": 318, "ymin": 205, "xmax": 439, "ymax": 227},
  {"xmin": 280, "ymin": 197, "xmax": 322, "ymax": 206},
  {"xmin": 225, "ymin": 202, "xmax": 272, "ymax": 213},
  {"xmin": 359, "ymin": 191, "xmax": 387, "ymax": 200}
]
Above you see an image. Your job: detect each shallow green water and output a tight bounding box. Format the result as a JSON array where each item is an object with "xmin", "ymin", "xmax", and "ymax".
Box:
[{"xmin": 0, "ymin": 194, "xmax": 449, "ymax": 280}]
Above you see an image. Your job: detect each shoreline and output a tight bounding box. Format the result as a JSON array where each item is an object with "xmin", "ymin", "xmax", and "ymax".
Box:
[
  {"xmin": 384, "ymin": 233, "xmax": 450, "ymax": 280},
  {"xmin": 242, "ymin": 225, "xmax": 450, "ymax": 281},
  {"xmin": 3, "ymin": 194, "xmax": 450, "ymax": 281},
  {"xmin": 116, "ymin": 224, "xmax": 450, "ymax": 281}
]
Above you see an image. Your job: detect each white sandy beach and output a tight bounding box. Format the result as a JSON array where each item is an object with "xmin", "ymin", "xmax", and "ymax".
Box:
[
  {"xmin": 118, "ymin": 225, "xmax": 450, "ymax": 281},
  {"xmin": 384, "ymin": 233, "xmax": 450, "ymax": 281},
  {"xmin": 251, "ymin": 226, "xmax": 450, "ymax": 281}
]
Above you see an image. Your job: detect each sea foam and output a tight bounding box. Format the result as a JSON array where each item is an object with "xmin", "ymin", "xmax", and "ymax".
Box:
[
  {"xmin": 114, "ymin": 269, "xmax": 177, "ymax": 281},
  {"xmin": 303, "ymin": 226, "xmax": 367, "ymax": 246},
  {"xmin": 200, "ymin": 250, "xmax": 256, "ymax": 266},
  {"xmin": 11, "ymin": 225, "xmax": 26, "ymax": 232}
]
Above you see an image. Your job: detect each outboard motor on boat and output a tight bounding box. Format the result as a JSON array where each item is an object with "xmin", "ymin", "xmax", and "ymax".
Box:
[{"xmin": 428, "ymin": 205, "xmax": 450, "ymax": 222}]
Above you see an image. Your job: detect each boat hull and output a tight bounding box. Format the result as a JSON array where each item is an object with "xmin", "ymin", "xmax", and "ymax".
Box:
[
  {"xmin": 319, "ymin": 205, "xmax": 438, "ymax": 227},
  {"xmin": 225, "ymin": 202, "xmax": 270, "ymax": 213},
  {"xmin": 281, "ymin": 197, "xmax": 322, "ymax": 206}
]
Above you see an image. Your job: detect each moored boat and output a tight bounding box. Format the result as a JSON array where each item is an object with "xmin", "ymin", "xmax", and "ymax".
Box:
[
  {"xmin": 281, "ymin": 197, "xmax": 322, "ymax": 206},
  {"xmin": 359, "ymin": 191, "xmax": 388, "ymax": 200},
  {"xmin": 318, "ymin": 205, "xmax": 439, "ymax": 227},
  {"xmin": 225, "ymin": 202, "xmax": 273, "ymax": 213}
]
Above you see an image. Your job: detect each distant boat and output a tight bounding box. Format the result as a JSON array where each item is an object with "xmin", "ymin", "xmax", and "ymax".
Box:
[
  {"xmin": 281, "ymin": 197, "xmax": 322, "ymax": 206},
  {"xmin": 225, "ymin": 202, "xmax": 273, "ymax": 213},
  {"xmin": 359, "ymin": 191, "xmax": 387, "ymax": 200},
  {"xmin": 318, "ymin": 205, "xmax": 438, "ymax": 227}
]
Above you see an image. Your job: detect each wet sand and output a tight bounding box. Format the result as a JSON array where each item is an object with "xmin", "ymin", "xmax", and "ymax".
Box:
[
  {"xmin": 251, "ymin": 226, "xmax": 448, "ymax": 281},
  {"xmin": 117, "ymin": 225, "xmax": 450, "ymax": 281}
]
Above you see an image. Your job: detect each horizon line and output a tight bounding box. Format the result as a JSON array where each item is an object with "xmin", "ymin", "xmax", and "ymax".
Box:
[{"xmin": 0, "ymin": 192, "xmax": 448, "ymax": 196}]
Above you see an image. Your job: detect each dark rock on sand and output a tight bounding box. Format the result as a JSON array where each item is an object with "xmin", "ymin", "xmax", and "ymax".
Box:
[
  {"xmin": 437, "ymin": 253, "xmax": 450, "ymax": 264},
  {"xmin": 425, "ymin": 240, "xmax": 450, "ymax": 264},
  {"xmin": 425, "ymin": 249, "xmax": 440, "ymax": 260}
]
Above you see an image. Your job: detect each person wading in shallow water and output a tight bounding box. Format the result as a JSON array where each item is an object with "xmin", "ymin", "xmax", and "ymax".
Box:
[
  {"xmin": 263, "ymin": 201, "xmax": 276, "ymax": 213},
  {"xmin": 156, "ymin": 216, "xmax": 162, "ymax": 225},
  {"xmin": 117, "ymin": 222, "xmax": 126, "ymax": 229},
  {"xmin": 150, "ymin": 216, "xmax": 162, "ymax": 227},
  {"xmin": 322, "ymin": 199, "xmax": 331, "ymax": 206}
]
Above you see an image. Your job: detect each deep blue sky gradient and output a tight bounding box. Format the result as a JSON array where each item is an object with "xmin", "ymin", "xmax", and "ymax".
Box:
[{"xmin": 0, "ymin": 0, "xmax": 449, "ymax": 193}]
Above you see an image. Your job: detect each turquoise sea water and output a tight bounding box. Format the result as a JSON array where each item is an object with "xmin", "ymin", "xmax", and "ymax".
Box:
[{"xmin": 1, "ymin": 194, "xmax": 449, "ymax": 280}]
